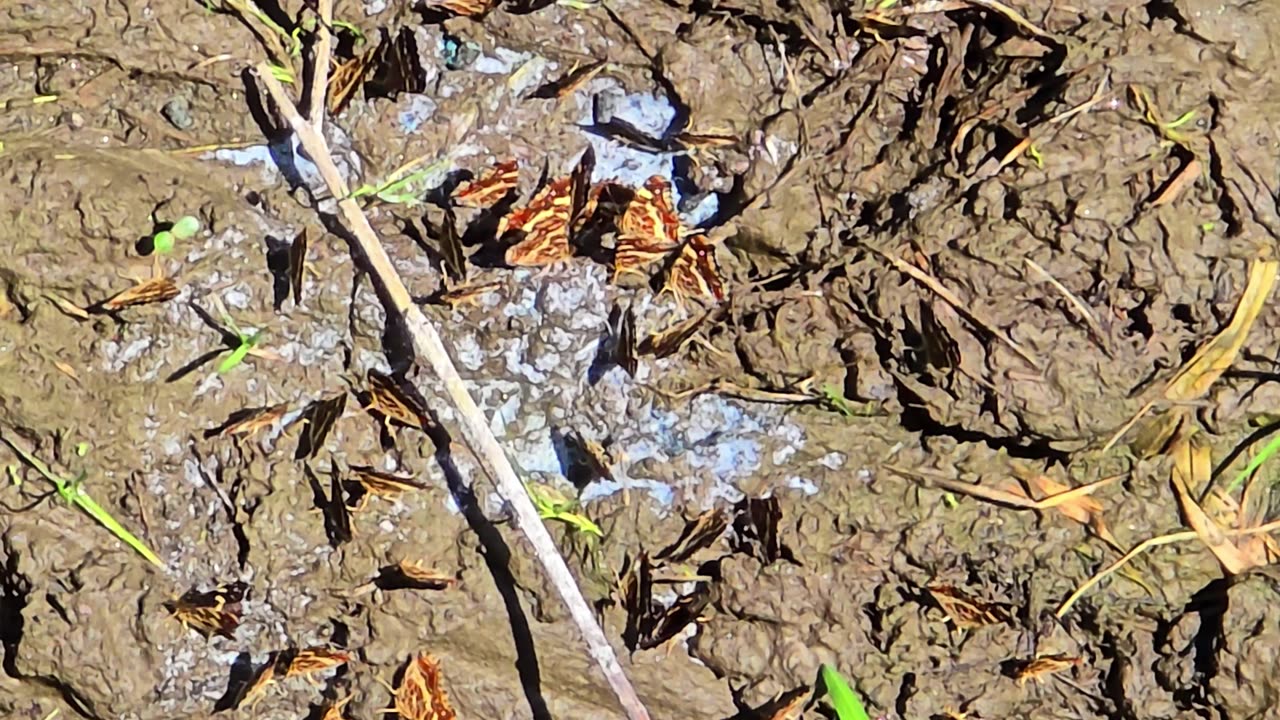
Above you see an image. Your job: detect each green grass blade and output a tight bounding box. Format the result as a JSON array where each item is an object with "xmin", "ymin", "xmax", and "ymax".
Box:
[
  {"xmin": 820, "ymin": 664, "xmax": 872, "ymax": 720},
  {"xmin": 1226, "ymin": 432, "xmax": 1280, "ymax": 493},
  {"xmin": 0, "ymin": 434, "xmax": 165, "ymax": 569}
]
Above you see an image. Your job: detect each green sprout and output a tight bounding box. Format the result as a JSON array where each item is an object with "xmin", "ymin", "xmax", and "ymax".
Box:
[
  {"xmin": 216, "ymin": 318, "xmax": 263, "ymax": 374},
  {"xmin": 1, "ymin": 433, "xmax": 165, "ymax": 569},
  {"xmin": 819, "ymin": 665, "xmax": 872, "ymax": 720},
  {"xmin": 267, "ymin": 63, "xmax": 295, "ymax": 84},
  {"xmin": 1026, "ymin": 142, "xmax": 1045, "ymax": 168},
  {"xmin": 1226, "ymin": 432, "xmax": 1280, "ymax": 494},
  {"xmin": 348, "ymin": 155, "xmax": 453, "ymax": 206},
  {"xmin": 526, "ymin": 482, "xmax": 602, "ymax": 537},
  {"xmin": 152, "ymin": 215, "xmax": 201, "ymax": 254}
]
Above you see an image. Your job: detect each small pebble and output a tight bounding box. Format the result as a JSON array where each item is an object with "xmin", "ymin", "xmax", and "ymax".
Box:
[{"xmin": 161, "ymin": 96, "xmax": 194, "ymax": 130}]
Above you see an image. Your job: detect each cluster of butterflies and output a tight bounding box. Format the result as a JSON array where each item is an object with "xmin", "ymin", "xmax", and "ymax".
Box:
[{"xmin": 434, "ymin": 144, "xmax": 726, "ymax": 310}]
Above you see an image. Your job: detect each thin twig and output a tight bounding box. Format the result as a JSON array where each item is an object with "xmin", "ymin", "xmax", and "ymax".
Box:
[
  {"xmin": 253, "ymin": 63, "xmax": 651, "ymax": 720},
  {"xmin": 873, "ymin": 249, "xmax": 1042, "ymax": 369},
  {"xmin": 1056, "ymin": 518, "xmax": 1280, "ymax": 617},
  {"xmin": 309, "ymin": 0, "xmax": 333, "ymax": 131},
  {"xmin": 1024, "ymin": 258, "xmax": 1109, "ymax": 353}
]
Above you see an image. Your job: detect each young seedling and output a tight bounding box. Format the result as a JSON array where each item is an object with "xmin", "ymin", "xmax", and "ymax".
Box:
[
  {"xmin": 526, "ymin": 482, "xmax": 603, "ymax": 537},
  {"xmin": 819, "ymin": 664, "xmax": 872, "ymax": 720},
  {"xmin": 348, "ymin": 154, "xmax": 453, "ymax": 206},
  {"xmin": 189, "ymin": 297, "xmax": 280, "ymax": 375},
  {"xmin": 151, "ymin": 215, "xmax": 201, "ymax": 255},
  {"xmin": 0, "ymin": 432, "xmax": 165, "ymax": 568}
]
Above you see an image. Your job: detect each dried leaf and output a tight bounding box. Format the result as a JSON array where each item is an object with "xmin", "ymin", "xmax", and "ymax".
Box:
[
  {"xmin": 327, "ymin": 51, "xmax": 374, "ymax": 115},
  {"xmin": 46, "ymin": 293, "xmax": 91, "ymax": 319},
  {"xmin": 95, "ymin": 276, "xmax": 180, "ymax": 312},
  {"xmin": 1150, "ymin": 157, "xmax": 1201, "ymax": 207},
  {"xmin": 1170, "ymin": 438, "xmax": 1257, "ymax": 574},
  {"xmin": 1163, "ymin": 259, "xmax": 1277, "ymax": 401}
]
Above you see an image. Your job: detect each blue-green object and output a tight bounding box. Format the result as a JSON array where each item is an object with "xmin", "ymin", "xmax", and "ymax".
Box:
[
  {"xmin": 440, "ymin": 35, "xmax": 478, "ymax": 71},
  {"xmin": 152, "ymin": 230, "xmax": 175, "ymax": 254},
  {"xmin": 820, "ymin": 664, "xmax": 872, "ymax": 720}
]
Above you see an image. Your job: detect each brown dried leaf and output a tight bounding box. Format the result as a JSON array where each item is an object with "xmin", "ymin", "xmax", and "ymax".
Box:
[
  {"xmin": 1170, "ymin": 438, "xmax": 1257, "ymax": 575},
  {"xmin": 95, "ymin": 276, "xmax": 180, "ymax": 312},
  {"xmin": 1164, "ymin": 259, "xmax": 1277, "ymax": 401}
]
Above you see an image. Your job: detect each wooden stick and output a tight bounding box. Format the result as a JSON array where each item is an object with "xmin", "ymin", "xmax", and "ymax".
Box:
[
  {"xmin": 309, "ymin": 0, "xmax": 333, "ymax": 132},
  {"xmin": 254, "ymin": 64, "xmax": 651, "ymax": 720}
]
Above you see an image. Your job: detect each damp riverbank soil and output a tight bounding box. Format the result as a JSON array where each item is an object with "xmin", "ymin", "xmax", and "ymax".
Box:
[{"xmin": 5, "ymin": 1, "xmax": 1280, "ymax": 719}]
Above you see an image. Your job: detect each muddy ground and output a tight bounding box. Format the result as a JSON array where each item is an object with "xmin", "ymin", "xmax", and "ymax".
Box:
[{"xmin": 4, "ymin": 0, "xmax": 1280, "ymax": 718}]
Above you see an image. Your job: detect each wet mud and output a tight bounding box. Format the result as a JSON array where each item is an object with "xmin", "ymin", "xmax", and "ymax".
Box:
[{"xmin": 4, "ymin": 1, "xmax": 1280, "ymax": 719}]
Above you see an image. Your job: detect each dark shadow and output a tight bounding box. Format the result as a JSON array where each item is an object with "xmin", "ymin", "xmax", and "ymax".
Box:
[
  {"xmin": 213, "ymin": 651, "xmax": 257, "ymax": 712},
  {"xmin": 425, "ymin": 421, "xmax": 552, "ymax": 720},
  {"xmin": 264, "ymin": 234, "xmax": 292, "ymax": 311},
  {"xmin": 239, "ymin": 69, "xmax": 307, "ymax": 191},
  {"xmin": 166, "ymin": 348, "xmax": 225, "ymax": 383}
]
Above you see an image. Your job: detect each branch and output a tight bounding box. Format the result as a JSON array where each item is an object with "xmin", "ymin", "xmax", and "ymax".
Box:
[
  {"xmin": 308, "ymin": 0, "xmax": 333, "ymax": 131},
  {"xmin": 254, "ymin": 63, "xmax": 651, "ymax": 720}
]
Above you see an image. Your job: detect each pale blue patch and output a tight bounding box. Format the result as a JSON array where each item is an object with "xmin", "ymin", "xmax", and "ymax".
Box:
[
  {"xmin": 685, "ymin": 192, "xmax": 721, "ymax": 228},
  {"xmin": 398, "ymin": 96, "xmax": 437, "ymax": 133},
  {"xmin": 688, "ymin": 437, "xmax": 761, "ymax": 478},
  {"xmin": 581, "ymin": 479, "xmax": 674, "ymax": 506},
  {"xmin": 208, "ymin": 136, "xmax": 321, "ymax": 189},
  {"xmin": 787, "ymin": 476, "xmax": 820, "ymax": 495},
  {"xmin": 819, "ymin": 451, "xmax": 846, "ymax": 469}
]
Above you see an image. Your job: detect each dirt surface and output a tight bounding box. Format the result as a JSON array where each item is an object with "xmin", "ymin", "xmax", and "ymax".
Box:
[{"xmin": 4, "ymin": 1, "xmax": 1280, "ymax": 719}]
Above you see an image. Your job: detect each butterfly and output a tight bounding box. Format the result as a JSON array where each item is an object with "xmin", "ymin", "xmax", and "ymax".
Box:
[{"xmin": 500, "ymin": 146, "xmax": 595, "ymax": 267}]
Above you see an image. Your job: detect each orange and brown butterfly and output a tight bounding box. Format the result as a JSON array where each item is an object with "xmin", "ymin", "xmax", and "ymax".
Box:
[
  {"xmin": 758, "ymin": 686, "xmax": 810, "ymax": 720},
  {"xmin": 1012, "ymin": 654, "xmax": 1083, "ymax": 686},
  {"xmin": 378, "ymin": 559, "xmax": 457, "ymax": 591},
  {"xmin": 452, "ymin": 159, "xmax": 519, "ymax": 209},
  {"xmin": 204, "ymin": 402, "xmax": 290, "ymax": 439},
  {"xmin": 500, "ymin": 146, "xmax": 595, "ymax": 267},
  {"xmin": 661, "ymin": 233, "xmax": 725, "ymax": 307},
  {"xmin": 386, "ymin": 652, "xmax": 457, "ymax": 720},
  {"xmin": 365, "ymin": 369, "xmax": 432, "ymax": 432},
  {"xmin": 165, "ymin": 581, "xmax": 248, "ymax": 640},
  {"xmin": 613, "ymin": 175, "xmax": 683, "ymax": 281},
  {"xmin": 93, "ymin": 276, "xmax": 180, "ymax": 312},
  {"xmin": 925, "ymin": 584, "xmax": 1011, "ymax": 629},
  {"xmin": 238, "ymin": 651, "xmax": 282, "ymax": 709},
  {"xmin": 421, "ymin": 0, "xmax": 499, "ymax": 17},
  {"xmin": 345, "ymin": 465, "xmax": 429, "ymax": 511},
  {"xmin": 283, "ymin": 646, "xmax": 352, "ymax": 683}
]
